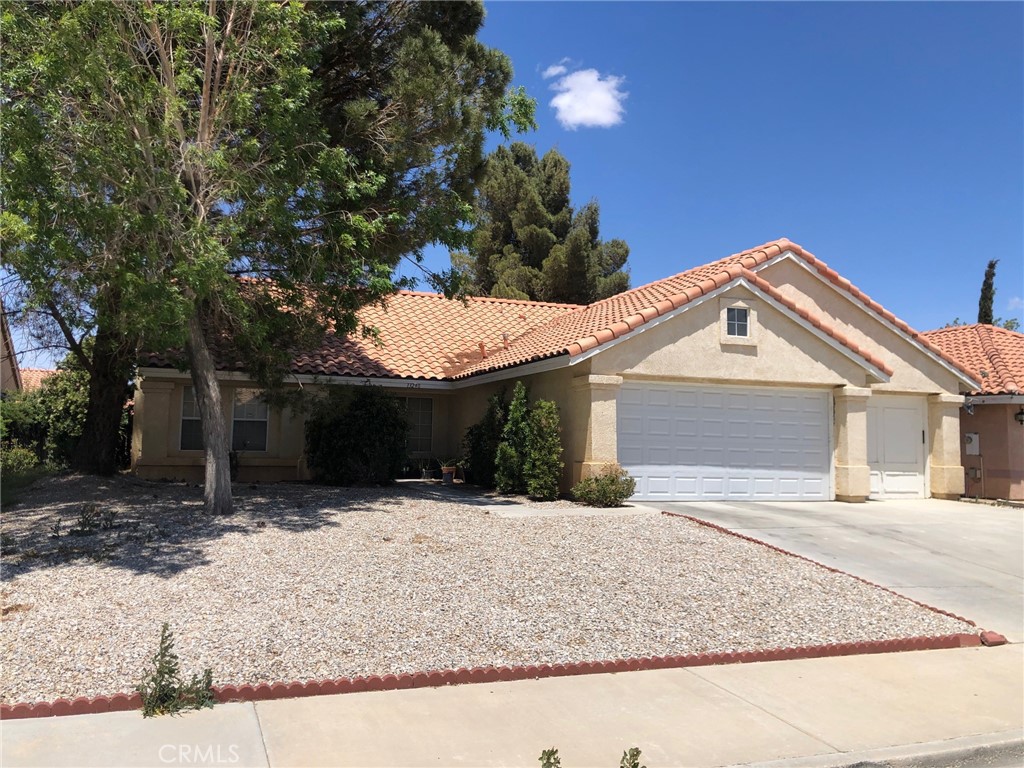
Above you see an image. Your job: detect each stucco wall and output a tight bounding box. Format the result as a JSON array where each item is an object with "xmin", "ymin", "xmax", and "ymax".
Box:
[
  {"xmin": 132, "ymin": 373, "xmax": 454, "ymax": 483},
  {"xmin": 961, "ymin": 404, "xmax": 1024, "ymax": 501},
  {"xmin": 591, "ymin": 285, "xmax": 870, "ymax": 388},
  {"xmin": 759, "ymin": 258, "xmax": 963, "ymax": 394}
]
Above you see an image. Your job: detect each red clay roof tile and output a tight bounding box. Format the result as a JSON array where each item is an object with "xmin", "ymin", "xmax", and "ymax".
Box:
[
  {"xmin": 142, "ymin": 239, "xmax": 962, "ymax": 385},
  {"xmin": 920, "ymin": 324, "xmax": 1024, "ymax": 395},
  {"xmin": 20, "ymin": 368, "xmax": 55, "ymax": 391}
]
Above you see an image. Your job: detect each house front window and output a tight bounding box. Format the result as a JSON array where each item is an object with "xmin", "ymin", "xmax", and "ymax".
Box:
[
  {"xmin": 180, "ymin": 387, "xmax": 204, "ymax": 451},
  {"xmin": 405, "ymin": 397, "xmax": 433, "ymax": 454},
  {"xmin": 232, "ymin": 389, "xmax": 268, "ymax": 452},
  {"xmin": 726, "ymin": 306, "xmax": 750, "ymax": 338}
]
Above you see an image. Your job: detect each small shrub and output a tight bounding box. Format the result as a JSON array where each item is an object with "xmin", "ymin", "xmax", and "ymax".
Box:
[
  {"xmin": 0, "ymin": 442, "xmax": 39, "ymax": 475},
  {"xmin": 539, "ymin": 748, "xmax": 562, "ymax": 768},
  {"xmin": 305, "ymin": 386, "xmax": 409, "ymax": 485},
  {"xmin": 572, "ymin": 464, "xmax": 636, "ymax": 507},
  {"xmin": 537, "ymin": 747, "xmax": 644, "ymax": 767},
  {"xmin": 136, "ymin": 623, "xmax": 215, "ymax": 717},
  {"xmin": 525, "ymin": 400, "xmax": 563, "ymax": 501},
  {"xmin": 495, "ymin": 382, "xmax": 530, "ymax": 494},
  {"xmin": 462, "ymin": 389, "xmax": 508, "ymax": 487}
]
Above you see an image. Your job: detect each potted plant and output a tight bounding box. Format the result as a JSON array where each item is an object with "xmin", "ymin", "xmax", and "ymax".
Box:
[{"xmin": 439, "ymin": 458, "xmax": 460, "ymax": 485}]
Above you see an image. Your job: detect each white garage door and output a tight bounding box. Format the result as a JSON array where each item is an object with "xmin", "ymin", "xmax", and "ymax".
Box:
[
  {"xmin": 618, "ymin": 383, "xmax": 831, "ymax": 501},
  {"xmin": 867, "ymin": 395, "xmax": 926, "ymax": 498}
]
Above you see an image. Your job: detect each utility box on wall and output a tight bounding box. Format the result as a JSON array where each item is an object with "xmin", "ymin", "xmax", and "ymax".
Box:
[{"xmin": 965, "ymin": 432, "xmax": 980, "ymax": 456}]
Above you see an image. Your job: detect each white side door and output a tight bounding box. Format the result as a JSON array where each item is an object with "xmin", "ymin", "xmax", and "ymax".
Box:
[{"xmin": 867, "ymin": 395, "xmax": 927, "ymax": 498}]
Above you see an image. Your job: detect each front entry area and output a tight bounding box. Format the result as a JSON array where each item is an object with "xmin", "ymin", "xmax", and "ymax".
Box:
[
  {"xmin": 617, "ymin": 382, "xmax": 831, "ymax": 501},
  {"xmin": 867, "ymin": 394, "xmax": 927, "ymax": 498}
]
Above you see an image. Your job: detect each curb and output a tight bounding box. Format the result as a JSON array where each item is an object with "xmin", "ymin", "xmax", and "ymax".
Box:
[
  {"xmin": 736, "ymin": 729, "xmax": 1024, "ymax": 768},
  {"xmin": 0, "ymin": 632, "xmax": 982, "ymax": 721}
]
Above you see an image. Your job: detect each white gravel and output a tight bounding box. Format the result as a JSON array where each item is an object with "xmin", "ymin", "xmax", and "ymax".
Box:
[{"xmin": 0, "ymin": 475, "xmax": 975, "ymax": 704}]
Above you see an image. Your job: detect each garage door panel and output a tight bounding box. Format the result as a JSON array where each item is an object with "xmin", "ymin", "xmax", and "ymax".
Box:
[{"xmin": 619, "ymin": 383, "xmax": 830, "ymax": 501}]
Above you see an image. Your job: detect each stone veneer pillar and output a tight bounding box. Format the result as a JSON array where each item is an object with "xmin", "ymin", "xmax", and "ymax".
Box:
[
  {"xmin": 928, "ymin": 392, "xmax": 966, "ymax": 500},
  {"xmin": 833, "ymin": 386, "xmax": 872, "ymax": 502},
  {"xmin": 569, "ymin": 374, "xmax": 623, "ymax": 485}
]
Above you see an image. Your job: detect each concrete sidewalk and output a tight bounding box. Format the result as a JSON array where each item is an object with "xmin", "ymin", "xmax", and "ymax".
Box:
[{"xmin": 3, "ymin": 644, "xmax": 1021, "ymax": 768}]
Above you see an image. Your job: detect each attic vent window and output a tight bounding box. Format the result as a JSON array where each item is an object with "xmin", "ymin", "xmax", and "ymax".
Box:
[{"xmin": 726, "ymin": 307, "xmax": 749, "ymax": 338}]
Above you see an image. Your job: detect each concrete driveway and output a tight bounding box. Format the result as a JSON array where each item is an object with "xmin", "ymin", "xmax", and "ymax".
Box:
[{"xmin": 659, "ymin": 498, "xmax": 1023, "ymax": 642}]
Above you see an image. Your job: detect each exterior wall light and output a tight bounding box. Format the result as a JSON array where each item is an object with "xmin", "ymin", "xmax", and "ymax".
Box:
[{"xmin": 1016, "ymin": 407, "xmax": 1024, "ymax": 427}]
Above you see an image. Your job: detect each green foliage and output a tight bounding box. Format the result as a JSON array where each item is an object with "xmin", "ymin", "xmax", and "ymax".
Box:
[
  {"xmin": 536, "ymin": 747, "xmax": 645, "ymax": 767},
  {"xmin": 459, "ymin": 143, "xmax": 630, "ymax": 303},
  {"xmin": 305, "ymin": 387, "xmax": 409, "ymax": 486},
  {"xmin": 461, "ymin": 389, "xmax": 508, "ymax": 487},
  {"xmin": 572, "ymin": 465, "xmax": 637, "ymax": 507},
  {"xmin": 1, "ymin": 0, "xmax": 534, "ymax": 509},
  {"xmin": 0, "ymin": 442, "xmax": 38, "ymax": 475},
  {"xmin": 978, "ymin": 259, "xmax": 997, "ymax": 325},
  {"xmin": 495, "ymin": 382, "xmax": 531, "ymax": 494},
  {"xmin": 525, "ymin": 400, "xmax": 563, "ymax": 501},
  {"xmin": 136, "ymin": 623, "xmax": 214, "ymax": 718}
]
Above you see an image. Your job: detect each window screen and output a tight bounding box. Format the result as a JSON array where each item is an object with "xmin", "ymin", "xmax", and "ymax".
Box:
[
  {"xmin": 232, "ymin": 389, "xmax": 268, "ymax": 452},
  {"xmin": 180, "ymin": 387, "xmax": 204, "ymax": 451},
  {"xmin": 405, "ymin": 397, "xmax": 433, "ymax": 454},
  {"xmin": 726, "ymin": 307, "xmax": 749, "ymax": 337}
]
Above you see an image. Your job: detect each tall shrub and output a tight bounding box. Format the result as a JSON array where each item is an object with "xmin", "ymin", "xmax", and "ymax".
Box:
[
  {"xmin": 495, "ymin": 381, "xmax": 530, "ymax": 494},
  {"xmin": 525, "ymin": 399, "xmax": 563, "ymax": 500},
  {"xmin": 462, "ymin": 389, "xmax": 507, "ymax": 487},
  {"xmin": 305, "ymin": 387, "xmax": 408, "ymax": 485}
]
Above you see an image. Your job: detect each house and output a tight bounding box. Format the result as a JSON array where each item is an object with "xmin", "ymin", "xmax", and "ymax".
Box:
[
  {"xmin": 132, "ymin": 238, "xmax": 978, "ymax": 502},
  {"xmin": 1, "ymin": 302, "xmax": 21, "ymax": 393},
  {"xmin": 920, "ymin": 324, "xmax": 1024, "ymax": 501}
]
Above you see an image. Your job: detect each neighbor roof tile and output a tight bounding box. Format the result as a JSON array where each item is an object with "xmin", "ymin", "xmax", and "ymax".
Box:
[{"xmin": 920, "ymin": 324, "xmax": 1024, "ymax": 395}]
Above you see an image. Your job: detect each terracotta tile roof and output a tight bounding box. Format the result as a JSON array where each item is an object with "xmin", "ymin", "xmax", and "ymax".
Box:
[
  {"xmin": 142, "ymin": 238, "xmax": 974, "ymax": 385},
  {"xmin": 20, "ymin": 368, "xmax": 56, "ymax": 391},
  {"xmin": 146, "ymin": 291, "xmax": 579, "ymax": 381},
  {"xmin": 452, "ymin": 239, "xmax": 893, "ymax": 379},
  {"xmin": 920, "ymin": 324, "xmax": 1024, "ymax": 395}
]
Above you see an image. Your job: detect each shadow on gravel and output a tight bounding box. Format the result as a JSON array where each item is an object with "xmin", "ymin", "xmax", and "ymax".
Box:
[{"xmin": 0, "ymin": 475, "xmax": 462, "ymax": 579}]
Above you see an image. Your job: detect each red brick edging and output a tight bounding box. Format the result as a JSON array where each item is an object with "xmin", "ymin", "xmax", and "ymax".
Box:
[
  {"xmin": 1, "ymin": 512, "xmax": 1006, "ymax": 721},
  {"xmin": 0, "ymin": 632, "xmax": 983, "ymax": 720}
]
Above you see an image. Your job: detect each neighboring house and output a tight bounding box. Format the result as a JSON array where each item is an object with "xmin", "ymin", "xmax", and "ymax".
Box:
[
  {"xmin": 133, "ymin": 238, "xmax": 978, "ymax": 502},
  {"xmin": 920, "ymin": 324, "xmax": 1023, "ymax": 501},
  {"xmin": 1, "ymin": 302, "xmax": 22, "ymax": 393},
  {"xmin": 19, "ymin": 368, "xmax": 57, "ymax": 392}
]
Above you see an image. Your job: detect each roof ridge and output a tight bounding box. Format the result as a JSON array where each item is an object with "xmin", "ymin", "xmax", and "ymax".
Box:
[{"xmin": 394, "ymin": 289, "xmax": 583, "ymax": 310}]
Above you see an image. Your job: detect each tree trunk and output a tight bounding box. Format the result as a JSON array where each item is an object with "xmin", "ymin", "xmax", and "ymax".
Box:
[
  {"xmin": 71, "ymin": 322, "xmax": 132, "ymax": 475},
  {"xmin": 185, "ymin": 312, "xmax": 233, "ymax": 515}
]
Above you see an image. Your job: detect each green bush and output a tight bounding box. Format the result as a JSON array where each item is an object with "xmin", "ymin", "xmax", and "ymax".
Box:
[
  {"xmin": 495, "ymin": 382, "xmax": 530, "ymax": 494},
  {"xmin": 572, "ymin": 464, "xmax": 636, "ymax": 507},
  {"xmin": 305, "ymin": 386, "xmax": 408, "ymax": 485},
  {"xmin": 525, "ymin": 400, "xmax": 563, "ymax": 500},
  {"xmin": 461, "ymin": 389, "xmax": 507, "ymax": 487},
  {"xmin": 136, "ymin": 623, "xmax": 214, "ymax": 718},
  {"xmin": 1, "ymin": 442, "xmax": 39, "ymax": 475}
]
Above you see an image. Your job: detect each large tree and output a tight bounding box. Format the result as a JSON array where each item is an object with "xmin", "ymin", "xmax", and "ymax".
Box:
[
  {"xmin": 458, "ymin": 143, "xmax": 630, "ymax": 304},
  {"xmin": 1, "ymin": 0, "xmax": 533, "ymax": 513}
]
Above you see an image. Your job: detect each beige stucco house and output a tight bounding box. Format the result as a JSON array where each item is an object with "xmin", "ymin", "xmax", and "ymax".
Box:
[
  {"xmin": 922, "ymin": 324, "xmax": 1024, "ymax": 501},
  {"xmin": 132, "ymin": 238, "xmax": 978, "ymax": 502}
]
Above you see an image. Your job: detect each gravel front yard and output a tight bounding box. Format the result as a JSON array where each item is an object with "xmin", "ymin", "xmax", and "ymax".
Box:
[{"xmin": 1, "ymin": 475, "xmax": 974, "ymax": 704}]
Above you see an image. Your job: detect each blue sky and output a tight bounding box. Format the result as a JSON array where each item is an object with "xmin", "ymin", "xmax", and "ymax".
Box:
[{"xmin": 409, "ymin": 0, "xmax": 1023, "ymax": 331}]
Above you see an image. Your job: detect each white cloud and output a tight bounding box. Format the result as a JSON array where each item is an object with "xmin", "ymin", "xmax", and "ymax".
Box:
[
  {"xmin": 542, "ymin": 61, "xmax": 569, "ymax": 80},
  {"xmin": 1007, "ymin": 296, "xmax": 1023, "ymax": 312},
  {"xmin": 548, "ymin": 68, "xmax": 628, "ymax": 130}
]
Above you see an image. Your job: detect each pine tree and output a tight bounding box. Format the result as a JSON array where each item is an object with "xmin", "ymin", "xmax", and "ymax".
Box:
[
  {"xmin": 460, "ymin": 143, "xmax": 629, "ymax": 304},
  {"xmin": 978, "ymin": 259, "xmax": 998, "ymax": 325}
]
